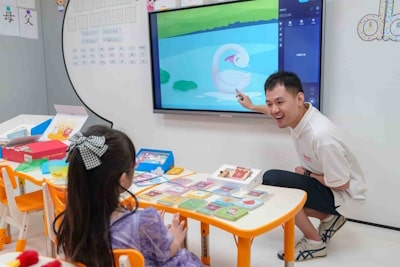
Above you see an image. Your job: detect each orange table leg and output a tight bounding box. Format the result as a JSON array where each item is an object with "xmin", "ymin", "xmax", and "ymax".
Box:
[
  {"xmin": 237, "ymin": 236, "xmax": 252, "ymax": 267},
  {"xmin": 283, "ymin": 217, "xmax": 295, "ymax": 267},
  {"xmin": 200, "ymin": 222, "xmax": 210, "ymax": 265}
]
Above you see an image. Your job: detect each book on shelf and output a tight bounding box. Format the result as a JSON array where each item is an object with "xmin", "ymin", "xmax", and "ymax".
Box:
[
  {"xmin": 184, "ymin": 189, "xmax": 212, "ymax": 199},
  {"xmin": 196, "ymin": 202, "xmax": 224, "ymax": 216},
  {"xmin": 214, "ymin": 196, "xmax": 241, "ymax": 207},
  {"xmin": 178, "ymin": 198, "xmax": 208, "ymax": 210},
  {"xmin": 212, "ymin": 185, "xmax": 239, "ymax": 196},
  {"xmin": 157, "ymin": 194, "xmax": 187, "ymax": 206},
  {"xmin": 215, "ymin": 206, "xmax": 249, "ymax": 221},
  {"xmin": 234, "ymin": 198, "xmax": 264, "ymax": 210},
  {"xmin": 137, "ymin": 189, "xmax": 164, "ymax": 201}
]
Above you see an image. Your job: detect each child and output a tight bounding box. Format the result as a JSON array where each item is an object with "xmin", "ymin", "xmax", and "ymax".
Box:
[{"xmin": 55, "ymin": 125, "xmax": 205, "ymax": 267}]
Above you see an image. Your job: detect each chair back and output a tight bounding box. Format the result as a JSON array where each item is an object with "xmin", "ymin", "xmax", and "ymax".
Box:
[
  {"xmin": 0, "ymin": 166, "xmax": 22, "ymax": 220},
  {"xmin": 0, "ymin": 165, "xmax": 44, "ymax": 251},
  {"xmin": 42, "ymin": 179, "xmax": 66, "ymax": 247},
  {"xmin": 113, "ymin": 248, "xmax": 145, "ymax": 267},
  {"xmin": 75, "ymin": 249, "xmax": 145, "ymax": 267}
]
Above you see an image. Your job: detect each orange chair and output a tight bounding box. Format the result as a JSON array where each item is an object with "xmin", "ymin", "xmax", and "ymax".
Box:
[
  {"xmin": 0, "ymin": 165, "xmax": 44, "ymax": 251},
  {"xmin": 42, "ymin": 179, "xmax": 66, "ymax": 257},
  {"xmin": 75, "ymin": 249, "xmax": 145, "ymax": 267},
  {"xmin": 113, "ymin": 248, "xmax": 145, "ymax": 267}
]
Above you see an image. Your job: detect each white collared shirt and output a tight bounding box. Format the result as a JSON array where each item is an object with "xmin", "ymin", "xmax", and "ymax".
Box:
[{"xmin": 290, "ymin": 103, "xmax": 367, "ymax": 206}]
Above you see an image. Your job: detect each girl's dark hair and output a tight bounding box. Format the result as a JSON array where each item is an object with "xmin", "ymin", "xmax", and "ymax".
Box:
[
  {"xmin": 55, "ymin": 125, "xmax": 136, "ymax": 266},
  {"xmin": 264, "ymin": 71, "xmax": 304, "ymax": 96}
]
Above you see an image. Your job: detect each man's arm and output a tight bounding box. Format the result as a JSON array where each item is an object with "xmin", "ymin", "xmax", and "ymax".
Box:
[
  {"xmin": 236, "ymin": 89, "xmax": 269, "ymax": 114},
  {"xmin": 295, "ymin": 166, "xmax": 350, "ymax": 190}
]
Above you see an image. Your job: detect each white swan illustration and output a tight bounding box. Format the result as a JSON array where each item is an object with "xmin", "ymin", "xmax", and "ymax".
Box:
[{"xmin": 212, "ymin": 43, "xmax": 251, "ymax": 94}]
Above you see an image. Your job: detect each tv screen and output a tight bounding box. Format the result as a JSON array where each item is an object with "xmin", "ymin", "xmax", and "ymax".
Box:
[{"xmin": 149, "ymin": 0, "xmax": 324, "ymax": 117}]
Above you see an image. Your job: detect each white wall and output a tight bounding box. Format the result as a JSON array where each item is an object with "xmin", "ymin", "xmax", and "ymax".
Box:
[
  {"xmin": 62, "ymin": 0, "xmax": 400, "ymax": 228},
  {"xmin": 0, "ymin": 0, "xmax": 48, "ymax": 122}
]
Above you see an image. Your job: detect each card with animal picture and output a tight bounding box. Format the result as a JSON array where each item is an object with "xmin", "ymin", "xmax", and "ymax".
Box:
[
  {"xmin": 168, "ymin": 177, "xmax": 193, "ymax": 186},
  {"xmin": 157, "ymin": 194, "xmax": 187, "ymax": 206},
  {"xmin": 241, "ymin": 189, "xmax": 269, "ymax": 200},
  {"xmin": 134, "ymin": 172, "xmax": 161, "ymax": 183},
  {"xmin": 184, "ymin": 189, "xmax": 212, "ymax": 199},
  {"xmin": 212, "ymin": 185, "xmax": 239, "ymax": 196},
  {"xmin": 234, "ymin": 198, "xmax": 264, "ymax": 210},
  {"xmin": 134, "ymin": 176, "xmax": 169, "ymax": 187},
  {"xmin": 215, "ymin": 206, "xmax": 248, "ymax": 221},
  {"xmin": 163, "ymin": 184, "xmax": 190, "ymax": 195},
  {"xmin": 218, "ymin": 166, "xmax": 251, "ymax": 180},
  {"xmin": 196, "ymin": 202, "xmax": 224, "ymax": 216},
  {"xmin": 214, "ymin": 196, "xmax": 241, "ymax": 207},
  {"xmin": 178, "ymin": 198, "xmax": 208, "ymax": 210},
  {"xmin": 189, "ymin": 181, "xmax": 215, "ymax": 190},
  {"xmin": 137, "ymin": 190, "xmax": 164, "ymax": 201}
]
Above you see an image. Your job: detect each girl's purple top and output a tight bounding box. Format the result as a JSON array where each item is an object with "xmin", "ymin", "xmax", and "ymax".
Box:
[{"xmin": 110, "ymin": 207, "xmax": 203, "ymax": 267}]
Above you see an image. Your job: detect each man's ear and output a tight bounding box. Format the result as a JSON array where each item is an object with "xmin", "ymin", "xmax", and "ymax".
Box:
[{"xmin": 296, "ymin": 92, "xmax": 305, "ymax": 104}]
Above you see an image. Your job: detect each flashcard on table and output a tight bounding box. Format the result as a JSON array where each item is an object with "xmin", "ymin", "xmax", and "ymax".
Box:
[{"xmin": 134, "ymin": 176, "xmax": 169, "ymax": 187}]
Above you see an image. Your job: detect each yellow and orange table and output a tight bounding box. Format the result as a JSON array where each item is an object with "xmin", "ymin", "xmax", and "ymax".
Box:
[{"xmin": 136, "ymin": 173, "xmax": 307, "ymax": 267}]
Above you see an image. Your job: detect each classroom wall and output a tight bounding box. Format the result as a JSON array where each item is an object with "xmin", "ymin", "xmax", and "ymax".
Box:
[
  {"xmin": 1, "ymin": 0, "xmax": 399, "ymax": 229},
  {"xmin": 0, "ymin": 0, "xmax": 110, "ymax": 126},
  {"xmin": 61, "ymin": 0, "xmax": 400, "ymax": 229},
  {"xmin": 0, "ymin": 0, "xmax": 47, "ymax": 122}
]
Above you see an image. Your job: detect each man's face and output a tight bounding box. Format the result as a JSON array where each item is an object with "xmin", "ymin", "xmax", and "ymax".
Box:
[{"xmin": 265, "ymin": 84, "xmax": 305, "ymax": 129}]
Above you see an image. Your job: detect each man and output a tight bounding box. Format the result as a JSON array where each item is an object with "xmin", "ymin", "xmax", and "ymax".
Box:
[{"xmin": 236, "ymin": 71, "xmax": 367, "ymax": 261}]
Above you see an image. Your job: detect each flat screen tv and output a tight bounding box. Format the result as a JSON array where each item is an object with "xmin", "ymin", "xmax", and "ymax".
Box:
[{"xmin": 148, "ymin": 0, "xmax": 325, "ymax": 117}]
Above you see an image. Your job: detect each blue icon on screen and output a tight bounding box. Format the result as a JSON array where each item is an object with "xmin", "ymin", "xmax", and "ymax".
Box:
[{"xmin": 299, "ymin": 0, "xmax": 309, "ymax": 3}]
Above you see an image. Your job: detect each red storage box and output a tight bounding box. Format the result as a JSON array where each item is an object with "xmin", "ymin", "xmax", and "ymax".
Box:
[{"xmin": 2, "ymin": 140, "xmax": 68, "ymax": 162}]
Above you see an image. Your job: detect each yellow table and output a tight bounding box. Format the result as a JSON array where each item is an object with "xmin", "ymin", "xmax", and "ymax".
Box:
[{"xmin": 137, "ymin": 173, "xmax": 307, "ymax": 267}]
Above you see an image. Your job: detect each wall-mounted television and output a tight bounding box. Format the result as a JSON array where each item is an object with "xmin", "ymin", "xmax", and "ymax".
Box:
[{"xmin": 148, "ymin": 0, "xmax": 325, "ymax": 117}]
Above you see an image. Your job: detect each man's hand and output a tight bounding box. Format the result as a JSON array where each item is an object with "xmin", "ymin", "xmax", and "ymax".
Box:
[
  {"xmin": 236, "ymin": 89, "xmax": 269, "ymax": 114},
  {"xmin": 236, "ymin": 89, "xmax": 254, "ymax": 110},
  {"xmin": 295, "ymin": 166, "xmax": 307, "ymax": 175}
]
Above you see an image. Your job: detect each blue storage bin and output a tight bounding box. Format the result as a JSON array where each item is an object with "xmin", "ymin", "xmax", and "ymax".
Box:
[{"xmin": 135, "ymin": 148, "xmax": 174, "ymax": 173}]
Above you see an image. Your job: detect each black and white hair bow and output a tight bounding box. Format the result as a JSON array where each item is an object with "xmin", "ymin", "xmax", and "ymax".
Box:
[{"xmin": 67, "ymin": 132, "xmax": 108, "ymax": 170}]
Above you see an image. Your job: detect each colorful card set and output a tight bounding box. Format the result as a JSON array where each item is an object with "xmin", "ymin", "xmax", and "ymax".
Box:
[
  {"xmin": 184, "ymin": 189, "xmax": 212, "ymax": 199},
  {"xmin": 196, "ymin": 202, "xmax": 224, "ymax": 216},
  {"xmin": 178, "ymin": 198, "xmax": 208, "ymax": 210},
  {"xmin": 215, "ymin": 206, "xmax": 249, "ymax": 221},
  {"xmin": 157, "ymin": 194, "xmax": 187, "ymax": 206},
  {"xmin": 212, "ymin": 185, "xmax": 239, "ymax": 196},
  {"xmin": 137, "ymin": 190, "xmax": 164, "ymax": 201}
]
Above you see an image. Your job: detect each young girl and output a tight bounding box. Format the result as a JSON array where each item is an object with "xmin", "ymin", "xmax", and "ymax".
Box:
[{"xmin": 55, "ymin": 125, "xmax": 204, "ymax": 267}]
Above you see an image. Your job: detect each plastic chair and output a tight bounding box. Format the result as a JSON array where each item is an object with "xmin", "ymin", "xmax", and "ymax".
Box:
[
  {"xmin": 71, "ymin": 249, "xmax": 145, "ymax": 267},
  {"xmin": 113, "ymin": 248, "xmax": 145, "ymax": 267},
  {"xmin": 0, "ymin": 165, "xmax": 44, "ymax": 251},
  {"xmin": 42, "ymin": 179, "xmax": 66, "ymax": 257}
]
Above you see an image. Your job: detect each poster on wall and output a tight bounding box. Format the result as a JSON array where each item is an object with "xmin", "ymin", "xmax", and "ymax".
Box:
[
  {"xmin": 0, "ymin": 2, "xmax": 38, "ymax": 39},
  {"xmin": 63, "ymin": 0, "xmax": 149, "ymax": 68}
]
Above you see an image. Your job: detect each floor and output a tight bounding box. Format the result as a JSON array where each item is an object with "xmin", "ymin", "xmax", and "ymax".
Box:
[{"xmin": 2, "ymin": 211, "xmax": 400, "ymax": 267}]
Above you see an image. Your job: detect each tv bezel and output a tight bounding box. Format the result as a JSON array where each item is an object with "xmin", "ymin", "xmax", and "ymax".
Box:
[{"xmin": 148, "ymin": 0, "xmax": 325, "ymax": 118}]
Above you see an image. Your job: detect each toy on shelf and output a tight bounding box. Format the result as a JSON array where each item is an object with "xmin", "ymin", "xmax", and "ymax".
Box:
[{"xmin": 0, "ymin": 250, "xmax": 61, "ymax": 267}]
